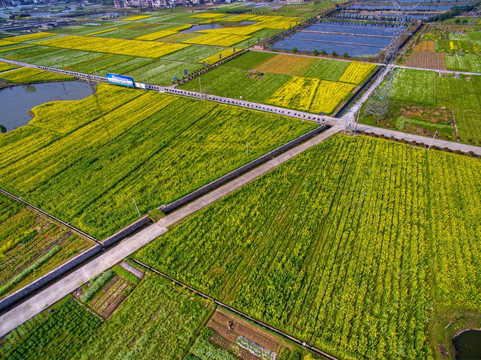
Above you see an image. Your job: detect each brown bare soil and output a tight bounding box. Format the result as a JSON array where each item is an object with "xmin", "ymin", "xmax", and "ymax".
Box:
[
  {"xmin": 405, "ymin": 51, "xmax": 446, "ymax": 70},
  {"xmin": 414, "ymin": 40, "xmax": 435, "ymax": 52},
  {"xmin": 209, "ymin": 334, "xmax": 259, "ymax": 360},
  {"xmin": 255, "ymin": 54, "xmax": 318, "ymax": 76},
  {"xmin": 208, "ymin": 309, "xmax": 280, "ymax": 352},
  {"xmin": 89, "ymin": 275, "xmax": 132, "ymax": 318},
  {"xmin": 399, "ymin": 104, "xmax": 450, "ymax": 124}
]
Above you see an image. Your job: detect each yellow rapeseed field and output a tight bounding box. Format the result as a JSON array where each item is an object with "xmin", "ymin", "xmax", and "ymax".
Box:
[
  {"xmin": 267, "ymin": 76, "xmax": 319, "ymax": 110},
  {"xmin": 135, "ymin": 25, "xmax": 191, "ymax": 41},
  {"xmin": 3, "ymin": 32, "xmax": 56, "ymax": 43},
  {"xmin": 0, "ymin": 61, "xmax": 18, "ymax": 72},
  {"xmin": 124, "ymin": 15, "xmax": 151, "ymax": 21},
  {"xmin": 309, "ymin": 81, "xmax": 355, "ymax": 114},
  {"xmin": 200, "ymin": 48, "xmax": 237, "ymax": 65},
  {"xmin": 199, "ymin": 25, "xmax": 264, "ymax": 36},
  {"xmin": 37, "ymin": 35, "xmax": 189, "ymax": 58},
  {"xmin": 85, "ymin": 28, "xmax": 119, "ymax": 36},
  {"xmin": 184, "ymin": 33, "xmax": 249, "ymax": 47},
  {"xmin": 190, "ymin": 13, "xmax": 226, "ymax": 18},
  {"xmin": 339, "ymin": 61, "xmax": 376, "ymax": 84}
]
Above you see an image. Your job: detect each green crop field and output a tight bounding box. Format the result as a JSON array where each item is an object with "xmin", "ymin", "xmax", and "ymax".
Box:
[
  {"xmin": 73, "ymin": 274, "xmax": 213, "ymax": 359},
  {"xmin": 0, "ymin": 84, "xmax": 315, "ymax": 239},
  {"xmin": 366, "ymin": 68, "xmax": 481, "ymax": 144},
  {"xmin": 134, "ymin": 134, "xmax": 481, "ymax": 360},
  {"xmin": 0, "ymin": 194, "xmax": 92, "ymax": 299},
  {"xmin": 1, "ymin": 298, "xmax": 102, "ymax": 360}
]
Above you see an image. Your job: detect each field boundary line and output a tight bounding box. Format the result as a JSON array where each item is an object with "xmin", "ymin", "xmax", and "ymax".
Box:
[{"xmin": 129, "ymin": 258, "xmax": 341, "ymax": 360}]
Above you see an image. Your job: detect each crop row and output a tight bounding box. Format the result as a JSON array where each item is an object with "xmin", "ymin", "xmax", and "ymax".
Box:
[
  {"xmin": 0, "ymin": 194, "xmax": 91, "ymax": 299},
  {"xmin": 134, "ymin": 134, "xmax": 481, "ymax": 359},
  {"xmin": 2, "ymin": 298, "xmax": 102, "ymax": 360}
]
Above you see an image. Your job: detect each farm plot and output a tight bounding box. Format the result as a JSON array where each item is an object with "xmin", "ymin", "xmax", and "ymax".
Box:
[
  {"xmin": 200, "ymin": 48, "xmax": 238, "ymax": 65},
  {"xmin": 72, "ymin": 274, "xmax": 214, "ymax": 360},
  {"xmin": 0, "ymin": 194, "xmax": 92, "ymax": 299},
  {"xmin": 0, "ymin": 61, "xmax": 18, "ymax": 73},
  {"xmin": 338, "ymin": 61, "xmax": 376, "ymax": 84},
  {"xmin": 179, "ymin": 66, "xmax": 291, "ymax": 103},
  {"xmin": 77, "ymin": 265, "xmax": 141, "ymax": 318},
  {"xmin": 302, "ymin": 58, "xmax": 350, "ymax": 81},
  {"xmin": 135, "ymin": 24, "xmax": 191, "ymax": 41},
  {"xmin": 386, "ymin": 68, "xmax": 481, "ymax": 144},
  {"xmin": 0, "ymin": 297, "xmax": 102, "ymax": 360},
  {"xmin": 2, "ymin": 32, "xmax": 56, "ymax": 43},
  {"xmin": 37, "ymin": 35, "xmax": 189, "ymax": 58},
  {"xmin": 184, "ymin": 33, "xmax": 249, "ymax": 47},
  {"xmin": 0, "ymin": 84, "xmax": 315, "ymax": 239},
  {"xmin": 255, "ymin": 54, "xmax": 318, "ymax": 76},
  {"xmin": 405, "ymin": 51, "xmax": 446, "ymax": 70},
  {"xmin": 0, "ymin": 67, "xmax": 74, "ymax": 84},
  {"xmin": 126, "ymin": 60, "xmax": 203, "ymax": 85},
  {"xmin": 15, "ymin": 48, "xmax": 106, "ymax": 68},
  {"xmin": 266, "ymin": 76, "xmax": 319, "ymax": 110},
  {"xmin": 445, "ymin": 54, "xmax": 481, "ymax": 73},
  {"xmin": 0, "ymin": 45, "xmax": 57, "ymax": 60},
  {"xmin": 222, "ymin": 51, "xmax": 277, "ymax": 70},
  {"xmin": 160, "ymin": 45, "xmax": 225, "ymax": 63},
  {"xmin": 134, "ymin": 134, "xmax": 481, "ymax": 360},
  {"xmin": 188, "ymin": 308, "xmax": 304, "ymax": 360}
]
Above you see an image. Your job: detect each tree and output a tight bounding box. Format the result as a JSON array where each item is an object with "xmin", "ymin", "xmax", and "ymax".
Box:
[
  {"xmin": 332, "ymin": 51, "xmax": 338, "ymax": 57},
  {"xmin": 321, "ymin": 50, "xmax": 327, "ymax": 55},
  {"xmin": 455, "ymin": 18, "xmax": 461, "ymax": 24},
  {"xmin": 292, "ymin": 47, "xmax": 298, "ymax": 53},
  {"xmin": 343, "ymin": 52, "xmax": 349, "ymax": 58},
  {"xmin": 0, "ymin": 125, "xmax": 6, "ymax": 133},
  {"xmin": 313, "ymin": 49, "xmax": 319, "ymax": 56}
]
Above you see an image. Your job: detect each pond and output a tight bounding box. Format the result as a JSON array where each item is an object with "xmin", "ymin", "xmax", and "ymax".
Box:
[
  {"xmin": 0, "ymin": 81, "xmax": 93, "ymax": 132},
  {"xmin": 453, "ymin": 330, "xmax": 481, "ymax": 359},
  {"xmin": 183, "ymin": 24, "xmax": 223, "ymax": 33}
]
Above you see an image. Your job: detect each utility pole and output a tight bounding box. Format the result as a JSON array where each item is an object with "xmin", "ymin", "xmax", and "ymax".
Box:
[
  {"xmin": 246, "ymin": 141, "xmax": 249, "ymax": 156},
  {"xmin": 427, "ymin": 131, "xmax": 438, "ymax": 151},
  {"xmin": 199, "ymin": 77, "xmax": 202, "ymax": 95},
  {"xmin": 132, "ymin": 198, "xmax": 141, "ymax": 218}
]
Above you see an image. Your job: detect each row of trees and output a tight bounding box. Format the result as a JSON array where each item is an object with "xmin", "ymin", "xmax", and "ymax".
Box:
[{"xmin": 292, "ymin": 47, "xmax": 350, "ymax": 58}]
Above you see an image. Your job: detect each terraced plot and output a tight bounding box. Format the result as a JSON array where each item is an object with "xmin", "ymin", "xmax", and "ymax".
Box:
[{"xmin": 134, "ymin": 134, "xmax": 481, "ymax": 360}]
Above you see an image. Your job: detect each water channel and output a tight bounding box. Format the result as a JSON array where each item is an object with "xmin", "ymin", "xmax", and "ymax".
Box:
[{"xmin": 0, "ymin": 81, "xmax": 93, "ymax": 131}]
